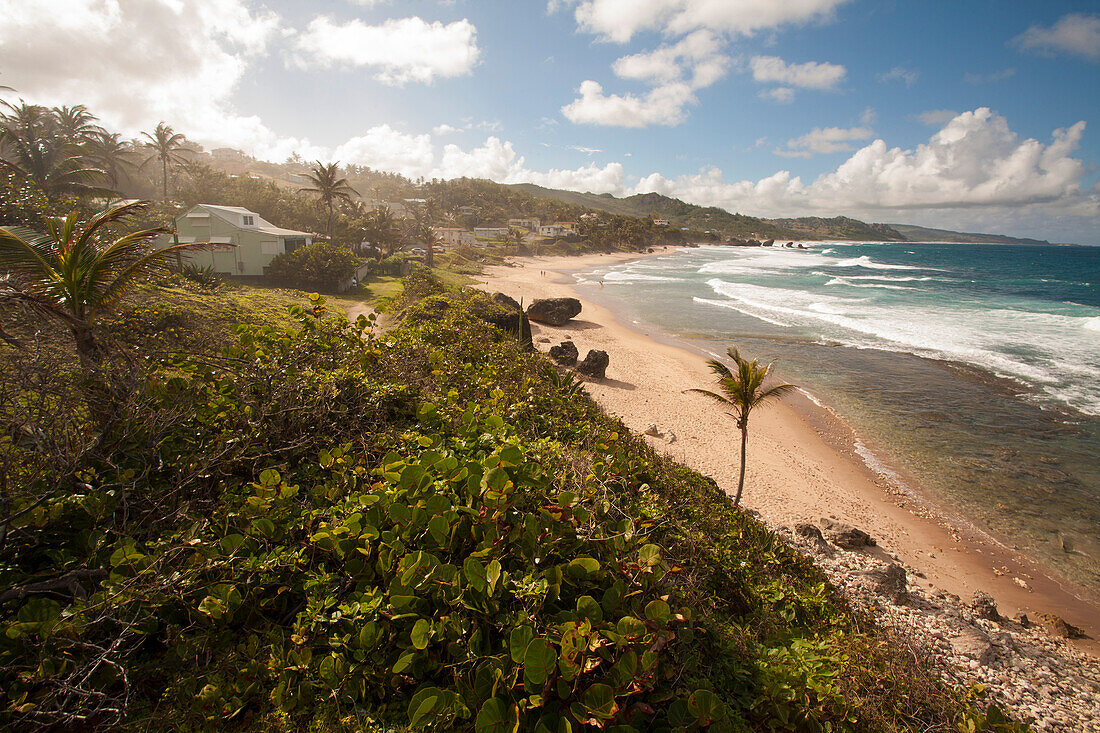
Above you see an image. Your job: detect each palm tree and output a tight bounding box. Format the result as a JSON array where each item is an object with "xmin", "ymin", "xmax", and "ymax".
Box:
[
  {"xmin": 141, "ymin": 122, "xmax": 187, "ymax": 200},
  {"xmin": 85, "ymin": 130, "xmax": 137, "ymax": 190},
  {"xmin": 363, "ymin": 205, "xmax": 402, "ymax": 259},
  {"xmin": 54, "ymin": 104, "xmax": 100, "ymax": 144},
  {"xmin": 0, "ymin": 201, "xmax": 201, "ymax": 368},
  {"xmin": 505, "ymin": 226, "xmax": 526, "ymax": 254},
  {"xmin": 301, "ymin": 161, "xmax": 358, "ymax": 242},
  {"xmin": 421, "ymin": 225, "xmax": 441, "ymax": 269},
  {"xmin": 0, "ymin": 101, "xmax": 107, "ymax": 197},
  {"xmin": 687, "ymin": 348, "xmax": 795, "ymax": 507}
]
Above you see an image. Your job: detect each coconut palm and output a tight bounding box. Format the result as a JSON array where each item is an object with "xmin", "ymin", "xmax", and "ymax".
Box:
[
  {"xmin": 0, "ymin": 200, "xmax": 202, "ymax": 368},
  {"xmin": 421, "ymin": 225, "xmax": 441, "ymax": 269},
  {"xmin": 687, "ymin": 348, "xmax": 796, "ymax": 507},
  {"xmin": 85, "ymin": 130, "xmax": 138, "ymax": 190},
  {"xmin": 301, "ymin": 161, "xmax": 358, "ymax": 242},
  {"xmin": 141, "ymin": 122, "xmax": 188, "ymax": 200},
  {"xmin": 361, "ymin": 205, "xmax": 402, "ymax": 259},
  {"xmin": 505, "ymin": 226, "xmax": 526, "ymax": 254},
  {"xmin": 0, "ymin": 101, "xmax": 107, "ymax": 197},
  {"xmin": 54, "ymin": 104, "xmax": 100, "ymax": 144}
]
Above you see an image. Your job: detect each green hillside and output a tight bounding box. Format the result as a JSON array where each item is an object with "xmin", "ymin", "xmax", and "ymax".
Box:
[{"xmin": 887, "ymin": 224, "xmax": 1050, "ymax": 245}]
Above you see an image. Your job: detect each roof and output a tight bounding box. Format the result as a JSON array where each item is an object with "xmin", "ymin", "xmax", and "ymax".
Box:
[{"xmin": 186, "ymin": 204, "xmax": 311, "ymax": 238}]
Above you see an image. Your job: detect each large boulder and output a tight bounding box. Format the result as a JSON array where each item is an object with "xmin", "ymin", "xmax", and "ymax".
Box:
[
  {"xmin": 874, "ymin": 563, "xmax": 909, "ymax": 604},
  {"xmin": 820, "ymin": 518, "xmax": 875, "ymax": 549},
  {"xmin": 486, "ymin": 293, "xmax": 533, "ymax": 350},
  {"xmin": 950, "ymin": 627, "xmax": 994, "ymax": 666},
  {"xmin": 526, "ymin": 297, "xmax": 582, "ymax": 326},
  {"xmin": 576, "ymin": 349, "xmax": 609, "ymax": 379},
  {"xmin": 971, "ymin": 591, "xmax": 1001, "ymax": 622},
  {"xmin": 548, "ymin": 340, "xmax": 579, "ymax": 366}
]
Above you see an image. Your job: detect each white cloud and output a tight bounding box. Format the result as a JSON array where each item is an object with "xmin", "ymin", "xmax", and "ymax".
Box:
[
  {"xmin": 567, "ymin": 0, "xmax": 851, "ymax": 43},
  {"xmin": 758, "ymin": 87, "xmax": 795, "ymax": 104},
  {"xmin": 860, "ymin": 107, "xmax": 877, "ymax": 125},
  {"xmin": 292, "ymin": 15, "xmax": 480, "ymax": 85},
  {"xmin": 332, "ymin": 125, "xmax": 435, "ymax": 176},
  {"xmin": 877, "ymin": 66, "xmax": 919, "ymax": 86},
  {"xmin": 751, "ymin": 55, "xmax": 846, "ymax": 90},
  {"xmin": 432, "ymin": 124, "xmax": 461, "ymax": 135},
  {"xmin": 1013, "ymin": 13, "xmax": 1100, "ymax": 62},
  {"xmin": 568, "ymin": 145, "xmax": 603, "ymax": 155},
  {"xmin": 917, "ymin": 109, "xmax": 958, "ymax": 126},
  {"xmin": 632, "ymin": 110, "xmax": 1095, "ymax": 227},
  {"xmin": 561, "ymin": 80, "xmax": 696, "ymax": 127},
  {"xmin": 775, "ymin": 125, "xmax": 873, "ymax": 157},
  {"xmin": 564, "ymin": 30, "xmax": 729, "ymax": 128},
  {"xmin": 963, "ymin": 68, "xmax": 1016, "ymax": 84},
  {"xmin": 0, "ymin": 0, "xmax": 306, "ymax": 159}
]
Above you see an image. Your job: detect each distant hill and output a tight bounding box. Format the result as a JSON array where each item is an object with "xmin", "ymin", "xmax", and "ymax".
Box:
[
  {"xmin": 887, "ymin": 223, "xmax": 1050, "ymax": 245},
  {"xmin": 510, "ymin": 184, "xmax": 906, "ymax": 241}
]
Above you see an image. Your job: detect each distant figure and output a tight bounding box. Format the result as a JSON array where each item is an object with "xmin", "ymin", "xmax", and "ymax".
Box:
[
  {"xmin": 351, "ymin": 277, "xmax": 358, "ymax": 288},
  {"xmin": 599, "ymin": 280, "xmax": 604, "ymax": 288}
]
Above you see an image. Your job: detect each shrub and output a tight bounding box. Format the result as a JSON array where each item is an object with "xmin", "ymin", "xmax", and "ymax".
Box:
[
  {"xmin": 266, "ymin": 241, "xmax": 359, "ymax": 291},
  {"xmin": 171, "ymin": 262, "xmax": 222, "ymax": 290}
]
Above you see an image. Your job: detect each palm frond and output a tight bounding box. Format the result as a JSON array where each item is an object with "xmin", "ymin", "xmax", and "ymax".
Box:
[
  {"xmin": 0, "ymin": 225, "xmax": 59, "ymax": 277},
  {"xmin": 90, "ymin": 241, "xmax": 206, "ymax": 315},
  {"xmin": 684, "ymin": 388, "xmax": 733, "ymax": 407}
]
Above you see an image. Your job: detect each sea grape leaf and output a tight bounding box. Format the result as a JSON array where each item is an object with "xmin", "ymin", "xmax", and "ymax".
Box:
[{"xmin": 523, "ymin": 638, "xmax": 558, "ymax": 687}]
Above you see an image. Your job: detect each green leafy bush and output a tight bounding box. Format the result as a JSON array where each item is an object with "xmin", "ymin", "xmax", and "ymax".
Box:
[{"xmin": 266, "ymin": 241, "xmax": 360, "ymax": 290}]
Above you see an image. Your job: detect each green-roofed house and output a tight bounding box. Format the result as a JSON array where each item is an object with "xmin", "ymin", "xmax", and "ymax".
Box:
[{"xmin": 164, "ymin": 204, "xmax": 313, "ymax": 279}]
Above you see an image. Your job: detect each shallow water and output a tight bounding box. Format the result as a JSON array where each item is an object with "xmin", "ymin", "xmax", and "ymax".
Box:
[{"xmin": 573, "ymin": 243, "xmax": 1100, "ymax": 595}]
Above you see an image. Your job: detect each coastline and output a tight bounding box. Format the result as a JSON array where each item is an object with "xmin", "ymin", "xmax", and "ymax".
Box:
[{"xmin": 474, "ymin": 249, "xmax": 1100, "ymax": 657}]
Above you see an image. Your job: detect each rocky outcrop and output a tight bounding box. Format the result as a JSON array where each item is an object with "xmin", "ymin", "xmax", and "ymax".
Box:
[
  {"xmin": 874, "ymin": 563, "xmax": 909, "ymax": 604},
  {"xmin": 971, "ymin": 591, "xmax": 1001, "ymax": 622},
  {"xmin": 1033, "ymin": 612, "xmax": 1086, "ymax": 639},
  {"xmin": 819, "ymin": 518, "xmax": 875, "ymax": 549},
  {"xmin": 548, "ymin": 340, "xmax": 578, "ymax": 366},
  {"xmin": 526, "ymin": 297, "xmax": 582, "ymax": 326},
  {"xmin": 488, "ymin": 293, "xmax": 533, "ymax": 350},
  {"xmin": 576, "ymin": 349, "xmax": 609, "ymax": 379}
]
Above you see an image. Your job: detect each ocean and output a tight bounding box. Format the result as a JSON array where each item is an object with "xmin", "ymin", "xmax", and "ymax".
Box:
[{"xmin": 572, "ymin": 242, "xmax": 1100, "ymax": 596}]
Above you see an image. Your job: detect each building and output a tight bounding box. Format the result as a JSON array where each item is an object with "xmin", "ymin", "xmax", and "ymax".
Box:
[
  {"xmin": 161, "ymin": 204, "xmax": 312, "ymax": 277},
  {"xmin": 653, "ymin": 218, "xmax": 670, "ymax": 227},
  {"xmin": 435, "ymin": 227, "xmax": 475, "ymax": 246},
  {"xmin": 508, "ymin": 217, "xmax": 540, "ymax": 231},
  {"xmin": 538, "ymin": 221, "xmax": 579, "ymax": 238},
  {"xmin": 474, "ymin": 226, "xmax": 510, "ymax": 240}
]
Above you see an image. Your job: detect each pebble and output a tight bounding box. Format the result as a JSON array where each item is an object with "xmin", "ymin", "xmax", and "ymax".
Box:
[{"xmin": 775, "ymin": 524, "xmax": 1100, "ymax": 732}]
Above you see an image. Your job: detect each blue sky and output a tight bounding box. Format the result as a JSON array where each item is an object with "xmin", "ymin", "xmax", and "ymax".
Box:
[{"xmin": 2, "ymin": 0, "xmax": 1098, "ymax": 242}]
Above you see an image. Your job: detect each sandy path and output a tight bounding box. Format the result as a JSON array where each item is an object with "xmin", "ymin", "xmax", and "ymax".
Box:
[{"xmin": 477, "ymin": 251, "xmax": 1100, "ymax": 655}]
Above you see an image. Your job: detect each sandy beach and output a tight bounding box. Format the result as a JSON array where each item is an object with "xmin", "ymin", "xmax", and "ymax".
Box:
[{"xmin": 475, "ymin": 250, "xmax": 1100, "ymax": 656}]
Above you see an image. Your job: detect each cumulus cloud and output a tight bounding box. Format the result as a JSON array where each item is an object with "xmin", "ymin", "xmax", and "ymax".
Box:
[
  {"xmin": 750, "ymin": 55, "xmax": 846, "ymax": 90},
  {"xmin": 758, "ymin": 87, "xmax": 795, "ymax": 104},
  {"xmin": 917, "ymin": 109, "xmax": 958, "ymax": 126},
  {"xmin": 775, "ymin": 125, "xmax": 874, "ymax": 157},
  {"xmin": 432, "ymin": 124, "xmax": 461, "ymax": 135},
  {"xmin": 563, "ymin": 0, "xmax": 851, "ymax": 43},
  {"xmin": 332, "ymin": 125, "xmax": 435, "ymax": 177},
  {"xmin": 877, "ymin": 66, "xmax": 919, "ymax": 86},
  {"xmin": 1013, "ymin": 13, "xmax": 1100, "ymax": 61},
  {"xmin": 631, "ymin": 109, "xmax": 1095, "ymax": 227},
  {"xmin": 562, "ymin": 80, "xmax": 697, "ymax": 127},
  {"xmin": 0, "ymin": 0, "xmax": 314, "ymax": 159},
  {"xmin": 292, "ymin": 15, "xmax": 480, "ymax": 85},
  {"xmin": 564, "ymin": 30, "xmax": 729, "ymax": 127}
]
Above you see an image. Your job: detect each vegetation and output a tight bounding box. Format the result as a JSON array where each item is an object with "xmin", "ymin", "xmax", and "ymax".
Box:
[
  {"xmin": 141, "ymin": 122, "xmax": 189, "ymax": 200},
  {"xmin": 688, "ymin": 349, "xmax": 796, "ymax": 507},
  {"xmin": 266, "ymin": 240, "xmax": 360, "ymax": 291},
  {"xmin": 302, "ymin": 161, "xmax": 359, "ymax": 242},
  {"xmin": 0, "ymin": 201, "xmax": 201, "ymax": 368},
  {"xmin": 0, "ymin": 250, "xmax": 1024, "ymax": 730}
]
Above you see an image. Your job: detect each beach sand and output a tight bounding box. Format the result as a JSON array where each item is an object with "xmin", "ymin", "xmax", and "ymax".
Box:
[{"xmin": 476, "ymin": 250, "xmax": 1100, "ymax": 655}]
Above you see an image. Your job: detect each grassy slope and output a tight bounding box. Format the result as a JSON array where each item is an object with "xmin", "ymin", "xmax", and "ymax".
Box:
[
  {"xmin": 0, "ymin": 278, "xmax": 1022, "ymax": 732},
  {"xmin": 886, "ymin": 224, "xmax": 1050, "ymax": 245}
]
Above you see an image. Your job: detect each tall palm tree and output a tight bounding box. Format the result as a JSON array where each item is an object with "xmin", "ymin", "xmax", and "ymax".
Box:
[
  {"xmin": 0, "ymin": 201, "xmax": 201, "ymax": 368},
  {"xmin": 141, "ymin": 122, "xmax": 187, "ymax": 200},
  {"xmin": 363, "ymin": 205, "xmax": 401, "ymax": 259},
  {"xmin": 687, "ymin": 348, "xmax": 795, "ymax": 507},
  {"xmin": 54, "ymin": 104, "xmax": 100, "ymax": 144},
  {"xmin": 85, "ymin": 130, "xmax": 137, "ymax": 190},
  {"xmin": 421, "ymin": 225, "xmax": 441, "ymax": 269},
  {"xmin": 301, "ymin": 161, "xmax": 358, "ymax": 242},
  {"xmin": 0, "ymin": 101, "xmax": 107, "ymax": 197},
  {"xmin": 505, "ymin": 226, "xmax": 526, "ymax": 254}
]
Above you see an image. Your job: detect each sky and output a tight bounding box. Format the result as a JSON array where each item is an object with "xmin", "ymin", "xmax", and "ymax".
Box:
[{"xmin": 1, "ymin": 0, "xmax": 1098, "ymax": 243}]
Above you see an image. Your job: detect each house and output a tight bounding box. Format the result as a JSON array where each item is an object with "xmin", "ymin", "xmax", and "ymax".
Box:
[
  {"xmin": 435, "ymin": 227, "xmax": 475, "ymax": 246},
  {"xmin": 161, "ymin": 204, "xmax": 312, "ymax": 278},
  {"xmin": 653, "ymin": 218, "xmax": 670, "ymax": 227},
  {"xmin": 474, "ymin": 226, "xmax": 510, "ymax": 240},
  {"xmin": 538, "ymin": 221, "xmax": 579, "ymax": 238},
  {"xmin": 508, "ymin": 217, "xmax": 540, "ymax": 231}
]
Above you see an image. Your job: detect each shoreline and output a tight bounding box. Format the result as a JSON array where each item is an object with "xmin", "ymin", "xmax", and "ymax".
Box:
[{"xmin": 475, "ymin": 249, "xmax": 1100, "ymax": 657}]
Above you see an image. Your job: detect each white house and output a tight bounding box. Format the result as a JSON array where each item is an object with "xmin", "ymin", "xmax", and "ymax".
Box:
[
  {"xmin": 435, "ymin": 227, "xmax": 475, "ymax": 246},
  {"xmin": 474, "ymin": 226, "xmax": 510, "ymax": 240},
  {"xmin": 163, "ymin": 204, "xmax": 312, "ymax": 277},
  {"xmin": 508, "ymin": 217, "xmax": 540, "ymax": 231},
  {"xmin": 538, "ymin": 222, "xmax": 579, "ymax": 238}
]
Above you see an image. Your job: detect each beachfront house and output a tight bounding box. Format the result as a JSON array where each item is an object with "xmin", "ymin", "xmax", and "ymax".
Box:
[
  {"xmin": 474, "ymin": 226, "xmax": 510, "ymax": 240},
  {"xmin": 436, "ymin": 227, "xmax": 475, "ymax": 246},
  {"xmin": 538, "ymin": 221, "xmax": 579, "ymax": 238},
  {"xmin": 508, "ymin": 217, "xmax": 540, "ymax": 231},
  {"xmin": 162, "ymin": 204, "xmax": 312, "ymax": 278}
]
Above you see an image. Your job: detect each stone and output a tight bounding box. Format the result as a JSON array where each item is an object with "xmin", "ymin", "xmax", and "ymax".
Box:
[
  {"xmin": 537, "ymin": 336, "xmax": 552, "ymax": 344},
  {"xmin": 820, "ymin": 518, "xmax": 875, "ymax": 549},
  {"xmin": 526, "ymin": 297, "xmax": 582, "ymax": 326},
  {"xmin": 666, "ymin": 431, "xmax": 677, "ymax": 444},
  {"xmin": 971, "ymin": 591, "xmax": 1001, "ymax": 622},
  {"xmin": 795, "ymin": 523, "xmax": 825, "ymax": 542},
  {"xmin": 576, "ymin": 349, "xmax": 609, "ymax": 379},
  {"xmin": 950, "ymin": 627, "xmax": 995, "ymax": 666},
  {"xmin": 643, "ymin": 424, "xmax": 660, "ymax": 436},
  {"xmin": 548, "ymin": 340, "xmax": 579, "ymax": 366},
  {"xmin": 488, "ymin": 293, "xmax": 533, "ymax": 350},
  {"xmin": 1033, "ymin": 612, "xmax": 1086, "ymax": 639},
  {"xmin": 875, "ymin": 563, "xmax": 909, "ymax": 604}
]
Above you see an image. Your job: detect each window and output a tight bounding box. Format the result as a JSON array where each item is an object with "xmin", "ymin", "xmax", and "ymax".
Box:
[{"xmin": 242, "ymin": 215, "xmax": 254, "ymax": 226}]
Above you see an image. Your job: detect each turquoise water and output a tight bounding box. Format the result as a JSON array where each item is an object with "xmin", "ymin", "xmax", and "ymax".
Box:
[{"xmin": 573, "ymin": 243, "xmax": 1100, "ymax": 595}]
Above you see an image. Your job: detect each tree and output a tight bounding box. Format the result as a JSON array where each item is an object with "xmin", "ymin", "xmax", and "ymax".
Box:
[
  {"xmin": 0, "ymin": 200, "xmax": 200, "ymax": 368},
  {"xmin": 301, "ymin": 161, "xmax": 358, "ymax": 242},
  {"xmin": 265, "ymin": 241, "xmax": 359, "ymax": 290},
  {"xmin": 85, "ymin": 130, "xmax": 137, "ymax": 190},
  {"xmin": 0, "ymin": 101, "xmax": 107, "ymax": 197},
  {"xmin": 687, "ymin": 348, "xmax": 795, "ymax": 507},
  {"xmin": 141, "ymin": 122, "xmax": 187, "ymax": 200},
  {"xmin": 505, "ymin": 226, "xmax": 526, "ymax": 254},
  {"xmin": 362, "ymin": 205, "xmax": 402, "ymax": 259}
]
